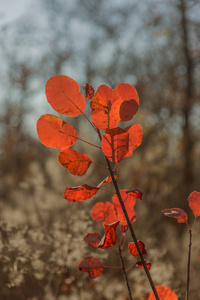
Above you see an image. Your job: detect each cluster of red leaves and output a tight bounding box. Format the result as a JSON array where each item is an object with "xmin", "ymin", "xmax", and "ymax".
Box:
[{"xmin": 162, "ymin": 191, "xmax": 200, "ymax": 226}]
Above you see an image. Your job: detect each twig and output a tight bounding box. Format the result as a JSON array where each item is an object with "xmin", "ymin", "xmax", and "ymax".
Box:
[
  {"xmin": 118, "ymin": 245, "xmax": 133, "ymax": 300},
  {"xmin": 185, "ymin": 229, "xmax": 192, "ymax": 300}
]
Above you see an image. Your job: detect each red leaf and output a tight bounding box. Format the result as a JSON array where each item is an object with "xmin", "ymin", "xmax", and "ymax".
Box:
[
  {"xmin": 128, "ymin": 241, "xmax": 147, "ymax": 258},
  {"xmin": 46, "ymin": 75, "xmax": 86, "ymax": 116},
  {"xmin": 120, "ymin": 224, "xmax": 128, "ymax": 234},
  {"xmin": 112, "ymin": 190, "xmax": 136, "ymax": 225},
  {"xmin": 78, "ymin": 257, "xmax": 103, "ymax": 278},
  {"xmin": 148, "ymin": 286, "xmax": 178, "ymax": 300},
  {"xmin": 63, "ymin": 184, "xmax": 99, "ymax": 202},
  {"xmin": 97, "ymin": 175, "xmax": 118, "ymax": 188},
  {"xmin": 82, "ymin": 83, "xmax": 95, "ymax": 99},
  {"xmin": 91, "ymin": 202, "xmax": 118, "ymax": 225},
  {"xmin": 114, "ymin": 83, "xmax": 139, "ymax": 122},
  {"xmin": 37, "ymin": 114, "xmax": 78, "ymax": 149},
  {"xmin": 162, "ymin": 208, "xmax": 188, "ymax": 224},
  {"xmin": 126, "ymin": 189, "xmax": 143, "ymax": 200},
  {"xmin": 101, "ymin": 127, "xmax": 129, "ymax": 163},
  {"xmin": 188, "ymin": 191, "xmax": 200, "ymax": 218},
  {"xmin": 90, "ymin": 85, "xmax": 122, "ymax": 130},
  {"xmin": 98, "ymin": 222, "xmax": 119, "ymax": 249},
  {"xmin": 136, "ymin": 260, "xmax": 151, "ymax": 270},
  {"xmin": 124, "ymin": 124, "xmax": 143, "ymax": 157},
  {"xmin": 84, "ymin": 233, "xmax": 101, "ymax": 247},
  {"xmin": 58, "ymin": 148, "xmax": 92, "ymax": 176}
]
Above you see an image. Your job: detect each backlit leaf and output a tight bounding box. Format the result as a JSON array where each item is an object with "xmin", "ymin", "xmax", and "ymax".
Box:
[
  {"xmin": 148, "ymin": 286, "xmax": 178, "ymax": 300},
  {"xmin": 78, "ymin": 257, "xmax": 103, "ymax": 278},
  {"xmin": 98, "ymin": 222, "xmax": 119, "ymax": 249},
  {"xmin": 58, "ymin": 148, "xmax": 92, "ymax": 176},
  {"xmin": 126, "ymin": 188, "xmax": 143, "ymax": 200},
  {"xmin": 114, "ymin": 83, "xmax": 139, "ymax": 122},
  {"xmin": 37, "ymin": 114, "xmax": 78, "ymax": 149},
  {"xmin": 136, "ymin": 260, "xmax": 151, "ymax": 270},
  {"xmin": 46, "ymin": 75, "xmax": 86, "ymax": 116},
  {"xmin": 124, "ymin": 124, "xmax": 143, "ymax": 157},
  {"xmin": 121, "ymin": 224, "xmax": 128, "ymax": 234},
  {"xmin": 84, "ymin": 233, "xmax": 101, "ymax": 247},
  {"xmin": 188, "ymin": 191, "xmax": 200, "ymax": 218},
  {"xmin": 63, "ymin": 184, "xmax": 99, "ymax": 202},
  {"xmin": 162, "ymin": 208, "xmax": 188, "ymax": 224},
  {"xmin": 128, "ymin": 241, "xmax": 147, "ymax": 258},
  {"xmin": 101, "ymin": 127, "xmax": 129, "ymax": 163},
  {"xmin": 82, "ymin": 83, "xmax": 95, "ymax": 99},
  {"xmin": 112, "ymin": 190, "xmax": 136, "ymax": 225},
  {"xmin": 91, "ymin": 202, "xmax": 118, "ymax": 225},
  {"xmin": 90, "ymin": 85, "xmax": 122, "ymax": 130}
]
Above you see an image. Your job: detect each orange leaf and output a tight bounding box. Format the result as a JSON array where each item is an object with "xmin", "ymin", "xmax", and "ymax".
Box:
[
  {"xmin": 162, "ymin": 208, "xmax": 188, "ymax": 223},
  {"xmin": 136, "ymin": 260, "xmax": 151, "ymax": 270},
  {"xmin": 98, "ymin": 222, "xmax": 119, "ymax": 249},
  {"xmin": 45, "ymin": 75, "xmax": 85, "ymax": 116},
  {"xmin": 91, "ymin": 202, "xmax": 118, "ymax": 225},
  {"xmin": 128, "ymin": 241, "xmax": 147, "ymax": 258},
  {"xmin": 112, "ymin": 190, "xmax": 136, "ymax": 225},
  {"xmin": 126, "ymin": 189, "xmax": 143, "ymax": 200},
  {"xmin": 78, "ymin": 257, "xmax": 103, "ymax": 278},
  {"xmin": 101, "ymin": 127, "xmax": 129, "ymax": 163},
  {"xmin": 37, "ymin": 114, "xmax": 78, "ymax": 149},
  {"xmin": 58, "ymin": 148, "xmax": 92, "ymax": 176},
  {"xmin": 148, "ymin": 286, "xmax": 178, "ymax": 300},
  {"xmin": 124, "ymin": 124, "xmax": 143, "ymax": 157},
  {"xmin": 90, "ymin": 85, "xmax": 122, "ymax": 130},
  {"xmin": 97, "ymin": 175, "xmax": 118, "ymax": 188},
  {"xmin": 84, "ymin": 233, "xmax": 101, "ymax": 247},
  {"xmin": 188, "ymin": 191, "xmax": 200, "ymax": 218},
  {"xmin": 114, "ymin": 83, "xmax": 139, "ymax": 122},
  {"xmin": 63, "ymin": 184, "xmax": 99, "ymax": 202},
  {"xmin": 82, "ymin": 83, "xmax": 95, "ymax": 99}
]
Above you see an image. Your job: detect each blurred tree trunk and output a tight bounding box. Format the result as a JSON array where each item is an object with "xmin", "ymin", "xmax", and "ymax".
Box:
[{"xmin": 179, "ymin": 0, "xmax": 194, "ymax": 195}]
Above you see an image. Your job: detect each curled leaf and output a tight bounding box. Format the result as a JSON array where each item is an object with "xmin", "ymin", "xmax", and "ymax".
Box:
[
  {"xmin": 82, "ymin": 83, "xmax": 95, "ymax": 99},
  {"xmin": 46, "ymin": 75, "xmax": 86, "ymax": 116},
  {"xmin": 188, "ymin": 191, "xmax": 200, "ymax": 218},
  {"xmin": 37, "ymin": 114, "xmax": 78, "ymax": 149},
  {"xmin": 91, "ymin": 202, "xmax": 118, "ymax": 225},
  {"xmin": 78, "ymin": 257, "xmax": 103, "ymax": 278},
  {"xmin": 162, "ymin": 208, "xmax": 188, "ymax": 224},
  {"xmin": 136, "ymin": 260, "xmax": 151, "ymax": 270},
  {"xmin": 148, "ymin": 286, "xmax": 178, "ymax": 300},
  {"xmin": 63, "ymin": 184, "xmax": 99, "ymax": 202},
  {"xmin": 128, "ymin": 241, "xmax": 147, "ymax": 258},
  {"xmin": 114, "ymin": 83, "xmax": 139, "ymax": 122},
  {"xmin": 98, "ymin": 222, "xmax": 119, "ymax": 249},
  {"xmin": 84, "ymin": 233, "xmax": 101, "ymax": 247},
  {"xmin": 90, "ymin": 85, "xmax": 122, "ymax": 130},
  {"xmin": 97, "ymin": 175, "xmax": 118, "ymax": 188},
  {"xmin": 126, "ymin": 189, "xmax": 143, "ymax": 200},
  {"xmin": 58, "ymin": 148, "xmax": 92, "ymax": 176}
]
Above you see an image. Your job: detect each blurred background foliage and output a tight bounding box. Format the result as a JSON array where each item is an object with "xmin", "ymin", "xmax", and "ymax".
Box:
[{"xmin": 0, "ymin": 0, "xmax": 200, "ymax": 299}]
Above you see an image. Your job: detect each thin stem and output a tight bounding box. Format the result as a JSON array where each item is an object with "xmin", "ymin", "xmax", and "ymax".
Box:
[
  {"xmin": 78, "ymin": 137, "xmax": 101, "ymax": 149},
  {"xmin": 105, "ymin": 157, "xmax": 160, "ymax": 300},
  {"xmin": 118, "ymin": 246, "xmax": 133, "ymax": 300},
  {"xmin": 191, "ymin": 217, "xmax": 196, "ymax": 231},
  {"xmin": 103, "ymin": 265, "xmax": 122, "ymax": 269},
  {"xmin": 126, "ymin": 262, "xmax": 136, "ymax": 273},
  {"xmin": 92, "ymin": 161, "xmax": 108, "ymax": 169},
  {"xmin": 82, "ymin": 112, "xmax": 99, "ymax": 133},
  {"xmin": 98, "ymin": 187, "xmax": 115, "ymax": 194},
  {"xmin": 186, "ymin": 229, "xmax": 192, "ymax": 300}
]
